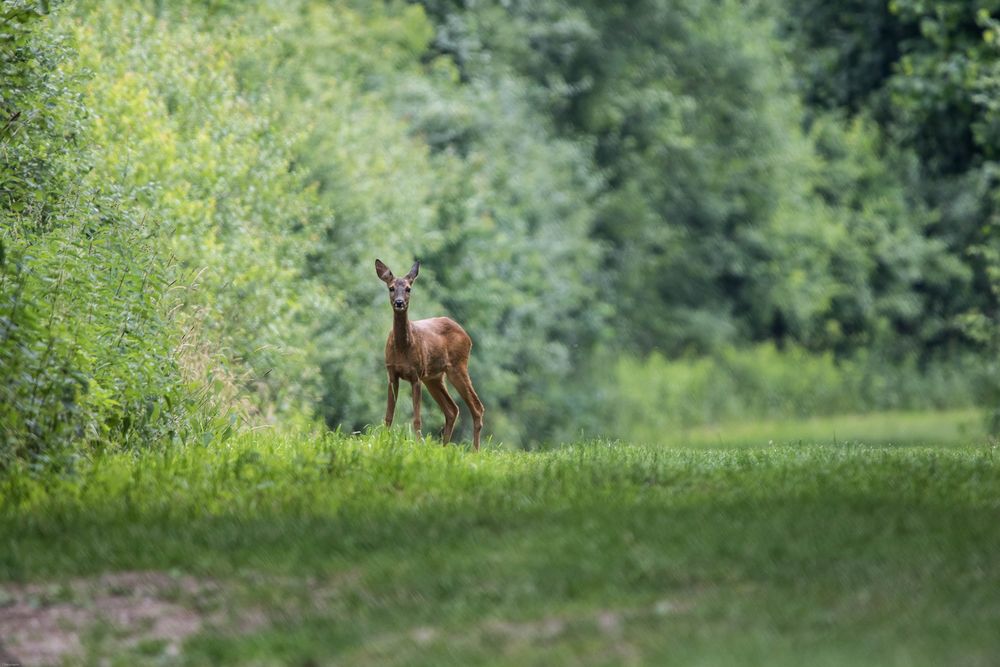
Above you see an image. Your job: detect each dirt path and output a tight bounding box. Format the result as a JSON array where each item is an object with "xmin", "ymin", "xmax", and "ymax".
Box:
[{"xmin": 0, "ymin": 571, "xmax": 259, "ymax": 665}]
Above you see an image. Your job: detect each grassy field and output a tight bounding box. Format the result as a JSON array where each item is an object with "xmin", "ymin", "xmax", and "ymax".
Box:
[
  {"xmin": 660, "ymin": 408, "xmax": 987, "ymax": 448},
  {"xmin": 2, "ymin": 412, "xmax": 998, "ymax": 666}
]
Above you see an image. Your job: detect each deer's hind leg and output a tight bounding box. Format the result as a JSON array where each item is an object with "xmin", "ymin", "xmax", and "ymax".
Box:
[
  {"xmin": 424, "ymin": 375, "xmax": 459, "ymax": 444},
  {"xmin": 446, "ymin": 365, "xmax": 484, "ymax": 451}
]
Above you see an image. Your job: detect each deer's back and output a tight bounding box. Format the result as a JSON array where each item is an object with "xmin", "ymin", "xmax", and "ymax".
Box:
[{"xmin": 414, "ymin": 317, "xmax": 472, "ymax": 364}]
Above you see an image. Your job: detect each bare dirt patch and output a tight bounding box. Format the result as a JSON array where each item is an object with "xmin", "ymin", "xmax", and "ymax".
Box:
[
  {"xmin": 0, "ymin": 571, "xmax": 260, "ymax": 666},
  {"xmin": 339, "ymin": 594, "xmax": 701, "ymax": 666}
]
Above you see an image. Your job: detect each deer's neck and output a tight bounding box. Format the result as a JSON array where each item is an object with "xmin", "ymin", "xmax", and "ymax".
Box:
[{"xmin": 392, "ymin": 309, "xmax": 414, "ymax": 349}]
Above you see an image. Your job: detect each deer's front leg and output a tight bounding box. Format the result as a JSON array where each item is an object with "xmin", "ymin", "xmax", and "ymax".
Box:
[
  {"xmin": 384, "ymin": 372, "xmax": 399, "ymax": 427},
  {"xmin": 411, "ymin": 379, "xmax": 422, "ymax": 438}
]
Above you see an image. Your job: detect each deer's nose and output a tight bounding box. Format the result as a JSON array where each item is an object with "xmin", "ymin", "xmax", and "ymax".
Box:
[{"xmin": 394, "ymin": 299, "xmax": 405, "ymax": 308}]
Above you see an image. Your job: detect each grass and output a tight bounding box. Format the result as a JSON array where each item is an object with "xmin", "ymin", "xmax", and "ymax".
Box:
[
  {"xmin": 1, "ymin": 415, "xmax": 999, "ymax": 666},
  {"xmin": 663, "ymin": 408, "xmax": 987, "ymax": 448}
]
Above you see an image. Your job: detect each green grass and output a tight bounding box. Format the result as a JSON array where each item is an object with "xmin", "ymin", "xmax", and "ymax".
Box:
[
  {"xmin": 663, "ymin": 408, "xmax": 987, "ymax": 448},
  {"xmin": 2, "ymin": 415, "xmax": 999, "ymax": 666}
]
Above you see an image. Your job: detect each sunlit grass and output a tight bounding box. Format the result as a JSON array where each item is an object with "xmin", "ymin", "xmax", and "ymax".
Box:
[{"xmin": 2, "ymin": 414, "xmax": 998, "ymax": 665}]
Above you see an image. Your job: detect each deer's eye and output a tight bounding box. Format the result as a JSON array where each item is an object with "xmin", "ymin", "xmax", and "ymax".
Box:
[{"xmin": 405, "ymin": 287, "xmax": 411, "ymax": 293}]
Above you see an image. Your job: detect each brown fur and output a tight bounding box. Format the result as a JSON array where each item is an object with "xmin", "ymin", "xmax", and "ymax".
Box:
[{"xmin": 375, "ymin": 259, "xmax": 485, "ymax": 450}]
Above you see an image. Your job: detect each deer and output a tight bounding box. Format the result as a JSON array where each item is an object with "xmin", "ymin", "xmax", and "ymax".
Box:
[{"xmin": 375, "ymin": 259, "xmax": 485, "ymax": 450}]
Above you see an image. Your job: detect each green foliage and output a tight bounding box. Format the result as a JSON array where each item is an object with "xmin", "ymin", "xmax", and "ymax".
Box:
[
  {"xmin": 776, "ymin": 0, "xmax": 905, "ymax": 113},
  {"xmin": 779, "ymin": 0, "xmax": 1000, "ymax": 429},
  {"xmin": 418, "ymin": 0, "xmax": 973, "ymax": 358},
  {"xmin": 1, "ymin": 0, "xmax": 75, "ymax": 223},
  {"xmin": 0, "ymin": 213, "xmax": 187, "ymax": 465},
  {"xmin": 778, "ymin": 0, "xmax": 1000, "ymax": 171},
  {"xmin": 959, "ymin": 165, "xmax": 1000, "ymax": 435},
  {"xmin": 800, "ymin": 114, "xmax": 970, "ymax": 350},
  {"xmin": 68, "ymin": 4, "xmax": 330, "ymax": 422},
  {"xmin": 0, "ymin": 2, "xmax": 206, "ymax": 463},
  {"xmin": 889, "ymin": 0, "xmax": 1000, "ymax": 172},
  {"xmin": 580, "ymin": 0, "xmax": 815, "ymax": 351}
]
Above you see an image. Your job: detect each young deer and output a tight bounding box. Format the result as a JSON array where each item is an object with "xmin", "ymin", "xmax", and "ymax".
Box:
[{"xmin": 376, "ymin": 259, "xmax": 485, "ymax": 450}]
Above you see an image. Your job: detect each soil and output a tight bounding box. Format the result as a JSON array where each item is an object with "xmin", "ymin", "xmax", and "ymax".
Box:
[{"xmin": 0, "ymin": 571, "xmax": 259, "ymax": 666}]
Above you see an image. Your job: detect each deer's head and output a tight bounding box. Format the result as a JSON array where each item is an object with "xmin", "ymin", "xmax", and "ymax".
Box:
[{"xmin": 375, "ymin": 259, "xmax": 419, "ymax": 312}]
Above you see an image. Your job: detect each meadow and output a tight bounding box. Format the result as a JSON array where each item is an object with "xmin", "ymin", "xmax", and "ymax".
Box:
[{"xmin": 2, "ymin": 412, "xmax": 998, "ymax": 666}]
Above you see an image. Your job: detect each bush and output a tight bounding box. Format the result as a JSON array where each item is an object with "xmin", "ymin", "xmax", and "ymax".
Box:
[
  {"xmin": 0, "ymin": 3, "xmax": 241, "ymax": 466},
  {"xmin": 0, "ymin": 3, "xmax": 199, "ymax": 464}
]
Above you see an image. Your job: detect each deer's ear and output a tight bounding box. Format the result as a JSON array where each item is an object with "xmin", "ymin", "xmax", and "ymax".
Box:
[
  {"xmin": 405, "ymin": 261, "xmax": 419, "ymax": 282},
  {"xmin": 375, "ymin": 259, "xmax": 394, "ymax": 283}
]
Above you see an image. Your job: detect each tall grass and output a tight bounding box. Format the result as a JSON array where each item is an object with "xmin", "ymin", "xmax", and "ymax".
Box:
[
  {"xmin": 611, "ymin": 344, "xmax": 983, "ymax": 443},
  {"xmin": 2, "ymin": 428, "xmax": 998, "ymax": 665}
]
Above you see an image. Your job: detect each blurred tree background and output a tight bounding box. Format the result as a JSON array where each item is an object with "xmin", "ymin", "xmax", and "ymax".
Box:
[{"xmin": 2, "ymin": 0, "xmax": 997, "ymax": 457}]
